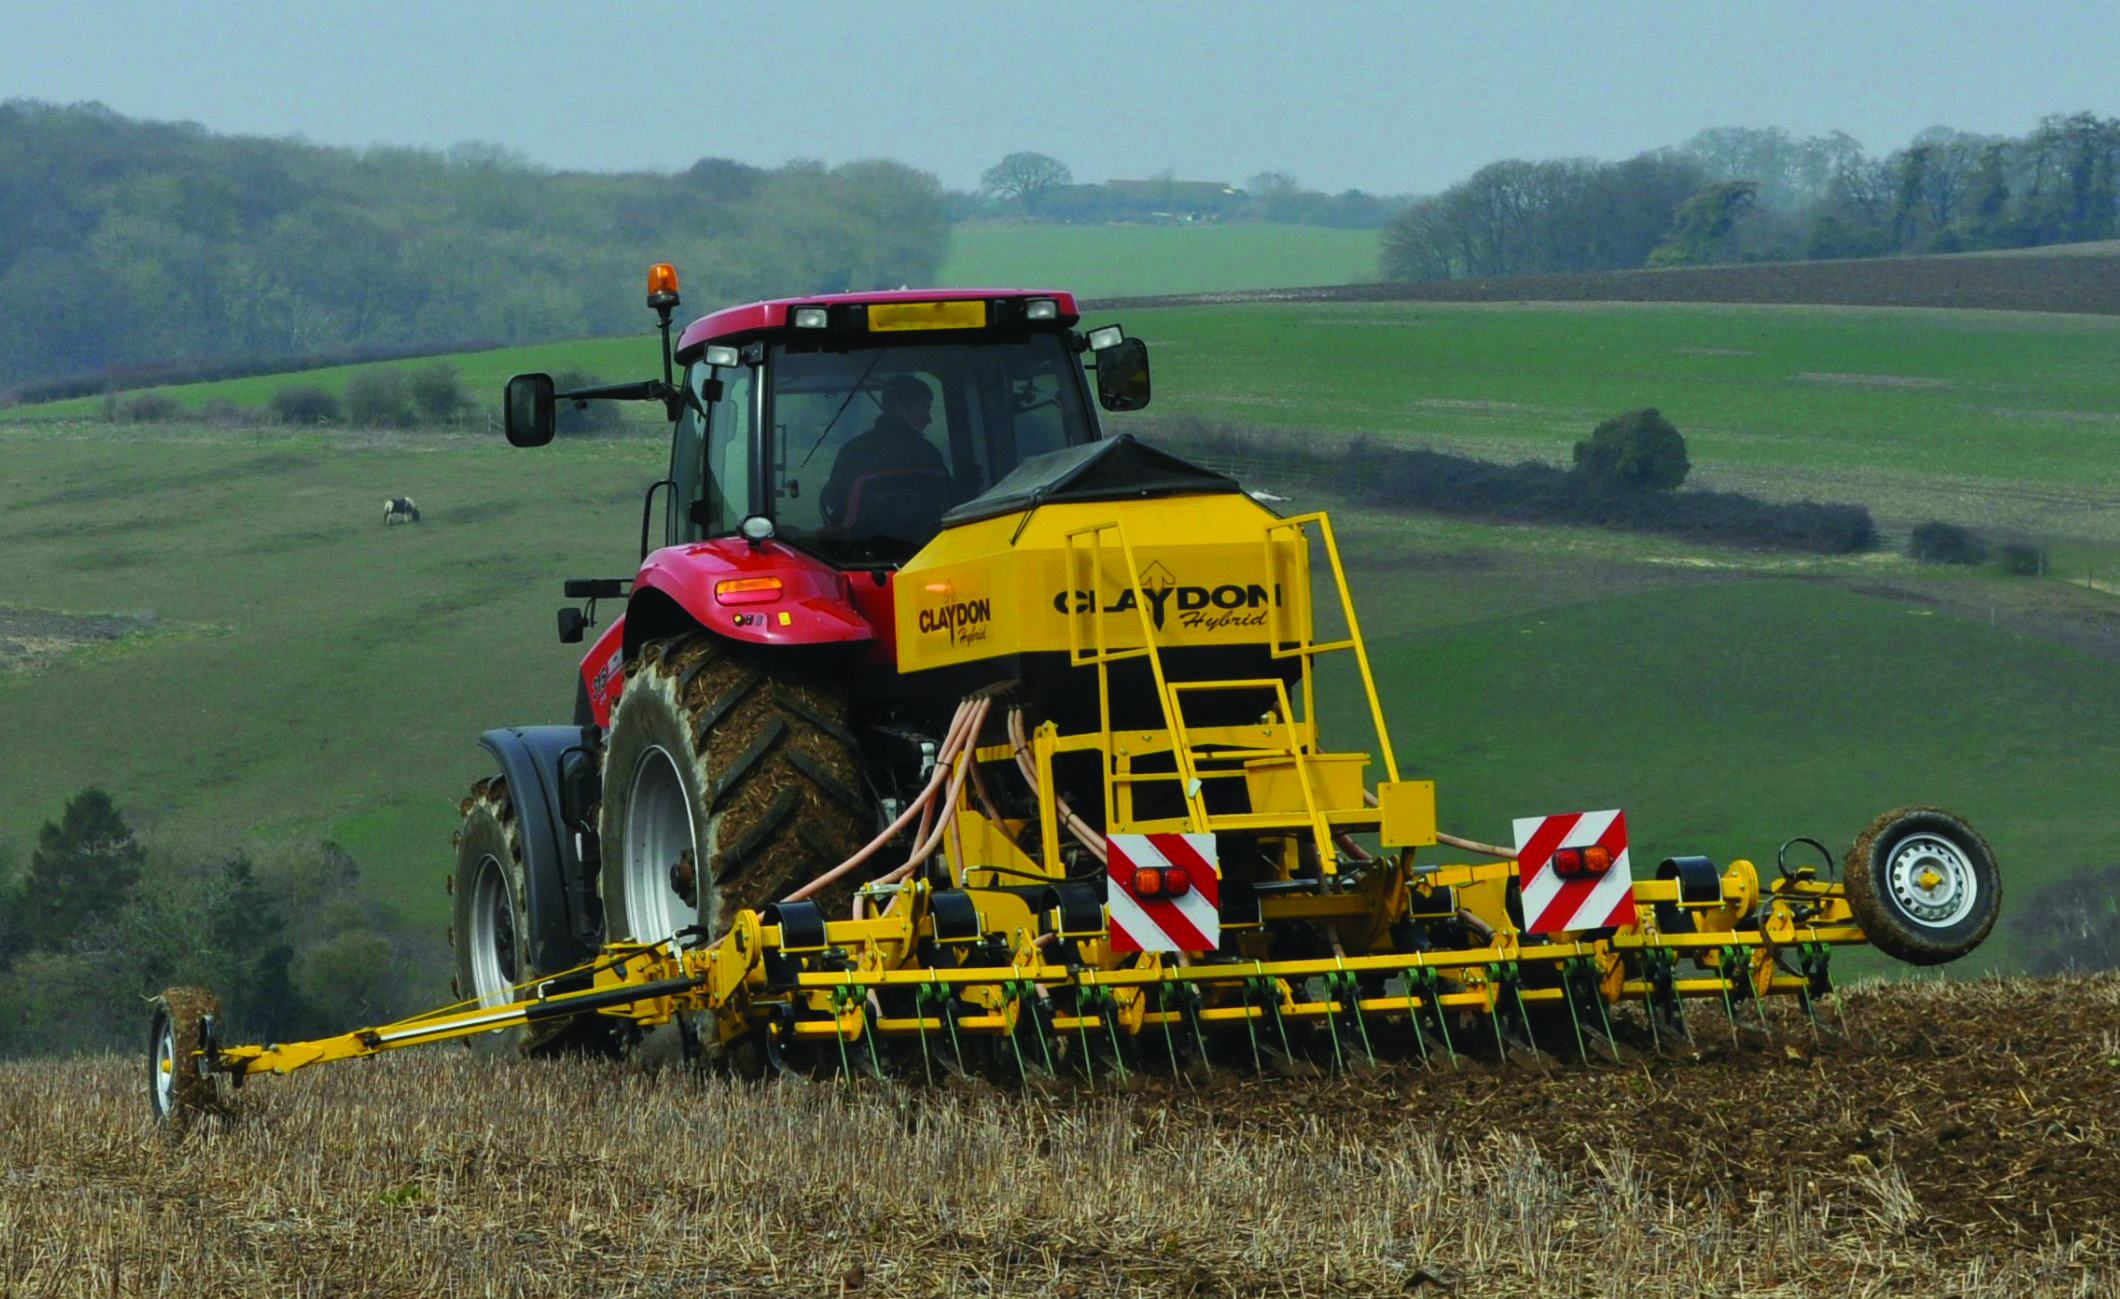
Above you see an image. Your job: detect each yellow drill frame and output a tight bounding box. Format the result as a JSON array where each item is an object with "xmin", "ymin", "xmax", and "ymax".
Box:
[{"xmin": 207, "ymin": 511, "xmax": 1868, "ymax": 1083}]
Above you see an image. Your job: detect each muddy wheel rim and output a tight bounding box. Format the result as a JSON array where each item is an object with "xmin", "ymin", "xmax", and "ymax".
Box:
[
  {"xmin": 151, "ymin": 1015, "xmax": 177, "ymax": 1116},
  {"xmin": 1885, "ymin": 832, "xmax": 1979, "ymax": 928},
  {"xmin": 623, "ymin": 743, "xmax": 696, "ymax": 942},
  {"xmin": 466, "ymin": 852, "xmax": 517, "ymax": 1006}
]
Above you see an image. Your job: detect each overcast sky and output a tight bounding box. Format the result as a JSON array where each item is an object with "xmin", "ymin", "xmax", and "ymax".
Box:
[{"xmin": 8, "ymin": 1, "xmax": 2117, "ymax": 195}]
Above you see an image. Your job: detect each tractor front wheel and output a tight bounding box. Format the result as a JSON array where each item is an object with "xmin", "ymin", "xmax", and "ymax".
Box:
[{"xmin": 1843, "ymin": 806, "xmax": 2000, "ymax": 966}]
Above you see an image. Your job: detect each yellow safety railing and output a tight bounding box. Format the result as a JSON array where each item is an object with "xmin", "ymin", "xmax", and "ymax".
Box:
[{"xmin": 1061, "ymin": 513, "xmax": 1401, "ymax": 868}]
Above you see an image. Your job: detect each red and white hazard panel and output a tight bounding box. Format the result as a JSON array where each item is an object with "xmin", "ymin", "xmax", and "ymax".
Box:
[
  {"xmin": 1511, "ymin": 809, "xmax": 1637, "ymax": 935},
  {"xmin": 1105, "ymin": 833, "xmax": 1221, "ymax": 954}
]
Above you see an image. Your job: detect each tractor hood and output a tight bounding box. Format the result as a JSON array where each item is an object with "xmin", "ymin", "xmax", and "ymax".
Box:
[{"xmin": 938, "ymin": 434, "xmax": 1243, "ymax": 528}]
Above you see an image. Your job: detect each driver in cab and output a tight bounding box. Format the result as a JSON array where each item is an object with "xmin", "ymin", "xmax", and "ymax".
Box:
[{"xmin": 820, "ymin": 374, "xmax": 950, "ymax": 541}]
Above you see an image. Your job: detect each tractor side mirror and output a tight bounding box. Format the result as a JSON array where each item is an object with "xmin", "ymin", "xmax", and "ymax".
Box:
[
  {"xmin": 1093, "ymin": 337, "xmax": 1151, "ymax": 412},
  {"xmin": 504, "ymin": 373, "xmax": 557, "ymax": 447}
]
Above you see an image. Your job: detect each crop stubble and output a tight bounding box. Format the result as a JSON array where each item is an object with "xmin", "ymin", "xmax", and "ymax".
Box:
[{"xmin": 2, "ymin": 976, "xmax": 2116, "ymax": 1297}]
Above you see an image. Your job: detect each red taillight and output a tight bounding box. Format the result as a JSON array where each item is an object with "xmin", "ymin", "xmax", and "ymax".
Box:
[
  {"xmin": 1130, "ymin": 866, "xmax": 1191, "ymax": 898},
  {"xmin": 715, "ymin": 576, "xmax": 783, "ymax": 606},
  {"xmin": 1553, "ymin": 846, "xmax": 1612, "ymax": 879}
]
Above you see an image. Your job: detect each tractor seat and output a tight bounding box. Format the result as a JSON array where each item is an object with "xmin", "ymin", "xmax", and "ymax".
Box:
[{"xmin": 840, "ymin": 467, "xmax": 950, "ymax": 544}]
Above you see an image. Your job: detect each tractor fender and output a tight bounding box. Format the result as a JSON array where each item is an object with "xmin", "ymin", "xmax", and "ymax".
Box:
[
  {"xmin": 627, "ymin": 540, "xmax": 877, "ymax": 656},
  {"xmin": 578, "ymin": 617, "xmax": 627, "ymax": 728},
  {"xmin": 476, "ymin": 726, "xmax": 605, "ymax": 972}
]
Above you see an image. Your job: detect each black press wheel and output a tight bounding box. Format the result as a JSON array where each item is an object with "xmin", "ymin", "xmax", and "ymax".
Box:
[
  {"xmin": 1843, "ymin": 805, "xmax": 2000, "ymax": 966},
  {"xmin": 148, "ymin": 986, "xmax": 221, "ymax": 1129}
]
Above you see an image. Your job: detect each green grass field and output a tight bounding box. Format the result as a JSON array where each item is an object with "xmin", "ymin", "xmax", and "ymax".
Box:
[
  {"xmin": 940, "ymin": 221, "xmax": 1381, "ymax": 299},
  {"xmin": 1122, "ymin": 300, "xmax": 2120, "ymax": 495},
  {"xmin": 3, "ymin": 296, "xmax": 2116, "ymax": 978}
]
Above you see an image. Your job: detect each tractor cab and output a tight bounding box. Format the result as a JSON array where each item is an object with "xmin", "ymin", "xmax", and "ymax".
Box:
[
  {"xmin": 505, "ymin": 274, "xmax": 1151, "ymax": 571},
  {"xmin": 670, "ymin": 291, "xmax": 1128, "ymax": 566}
]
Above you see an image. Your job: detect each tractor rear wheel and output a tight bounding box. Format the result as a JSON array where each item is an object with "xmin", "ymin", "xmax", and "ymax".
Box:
[
  {"xmin": 449, "ymin": 776, "xmax": 534, "ymax": 1054},
  {"xmin": 148, "ymin": 986, "xmax": 221, "ymax": 1129},
  {"xmin": 449, "ymin": 777, "xmax": 619, "ymax": 1055},
  {"xmin": 599, "ymin": 636, "xmax": 870, "ymax": 941},
  {"xmin": 1843, "ymin": 806, "xmax": 2000, "ymax": 966}
]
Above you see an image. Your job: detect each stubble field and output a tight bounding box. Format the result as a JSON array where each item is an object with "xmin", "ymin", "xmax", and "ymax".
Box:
[{"xmin": 4, "ymin": 976, "xmax": 2118, "ymax": 1297}]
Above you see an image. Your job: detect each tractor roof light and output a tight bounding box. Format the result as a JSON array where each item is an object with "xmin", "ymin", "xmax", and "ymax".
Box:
[
  {"xmin": 1025, "ymin": 297, "xmax": 1059, "ymax": 321},
  {"xmin": 1086, "ymin": 325, "xmax": 1125, "ymax": 351},
  {"xmin": 702, "ymin": 344, "xmax": 740, "ymax": 368},
  {"xmin": 715, "ymin": 575, "xmax": 782, "ymax": 605},
  {"xmin": 791, "ymin": 306, "xmax": 830, "ymax": 329},
  {"xmin": 647, "ymin": 263, "xmax": 681, "ymax": 308}
]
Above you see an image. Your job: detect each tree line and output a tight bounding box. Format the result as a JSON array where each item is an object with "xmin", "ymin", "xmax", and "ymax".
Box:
[
  {"xmin": 0, "ymin": 787, "xmax": 427, "ymax": 1056},
  {"xmin": 970, "ymin": 150, "xmax": 1405, "ymax": 228},
  {"xmin": 0, "ymin": 100, "xmax": 949, "ymax": 395},
  {"xmin": 1382, "ymin": 113, "xmax": 2120, "ymax": 282}
]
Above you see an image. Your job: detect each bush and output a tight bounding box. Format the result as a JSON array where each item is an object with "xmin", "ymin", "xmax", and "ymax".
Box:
[
  {"xmin": 198, "ymin": 397, "xmax": 265, "ymax": 427},
  {"xmin": 345, "ymin": 369, "xmax": 415, "ymax": 428},
  {"xmin": 1572, "ymin": 408, "xmax": 1690, "ymax": 492},
  {"xmin": 1999, "ymin": 541, "xmax": 2046, "ymax": 576},
  {"xmin": 271, "ymin": 385, "xmax": 340, "ymax": 425},
  {"xmin": 103, "ymin": 390, "xmax": 180, "ymax": 422},
  {"xmin": 408, "ymin": 362, "xmax": 467, "ymax": 425},
  {"xmin": 552, "ymin": 370, "xmax": 623, "ymax": 436},
  {"xmin": 1908, "ymin": 521, "xmax": 1988, "ymax": 565},
  {"xmin": 2012, "ymin": 863, "xmax": 2120, "ymax": 975}
]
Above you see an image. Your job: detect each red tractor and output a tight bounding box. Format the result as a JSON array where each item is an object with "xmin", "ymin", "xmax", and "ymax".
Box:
[
  {"xmin": 149, "ymin": 265, "xmax": 1998, "ymax": 1111},
  {"xmin": 454, "ymin": 267, "xmax": 1169, "ymax": 1052}
]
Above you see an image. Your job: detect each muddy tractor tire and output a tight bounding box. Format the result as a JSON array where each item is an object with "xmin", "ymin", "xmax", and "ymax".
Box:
[
  {"xmin": 1843, "ymin": 805, "xmax": 2001, "ymax": 966},
  {"xmin": 149, "ymin": 986, "xmax": 224, "ymax": 1129},
  {"xmin": 599, "ymin": 636, "xmax": 869, "ymax": 945},
  {"xmin": 449, "ymin": 776, "xmax": 534, "ymax": 1054},
  {"xmin": 449, "ymin": 777, "xmax": 618, "ymax": 1056}
]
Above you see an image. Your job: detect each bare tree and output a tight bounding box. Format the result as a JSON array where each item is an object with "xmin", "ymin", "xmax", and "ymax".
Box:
[{"xmin": 980, "ymin": 152, "xmax": 1073, "ymax": 215}]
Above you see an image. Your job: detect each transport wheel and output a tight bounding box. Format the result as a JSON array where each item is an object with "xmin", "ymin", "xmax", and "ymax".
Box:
[
  {"xmin": 599, "ymin": 636, "xmax": 869, "ymax": 941},
  {"xmin": 1843, "ymin": 806, "xmax": 2000, "ymax": 966},
  {"xmin": 148, "ymin": 986, "xmax": 221, "ymax": 1129}
]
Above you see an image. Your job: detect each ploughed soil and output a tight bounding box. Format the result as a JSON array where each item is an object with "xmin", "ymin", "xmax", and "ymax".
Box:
[
  {"xmin": 1097, "ymin": 247, "xmax": 2120, "ymax": 316},
  {"xmin": 1136, "ymin": 974, "xmax": 2120, "ymax": 1256}
]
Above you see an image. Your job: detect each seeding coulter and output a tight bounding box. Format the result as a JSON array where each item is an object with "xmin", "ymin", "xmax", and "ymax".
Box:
[{"xmin": 150, "ymin": 271, "xmax": 2002, "ymax": 1120}]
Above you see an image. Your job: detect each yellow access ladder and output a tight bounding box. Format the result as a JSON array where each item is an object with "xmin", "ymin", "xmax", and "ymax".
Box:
[{"xmin": 1061, "ymin": 512, "xmax": 1433, "ymax": 869}]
